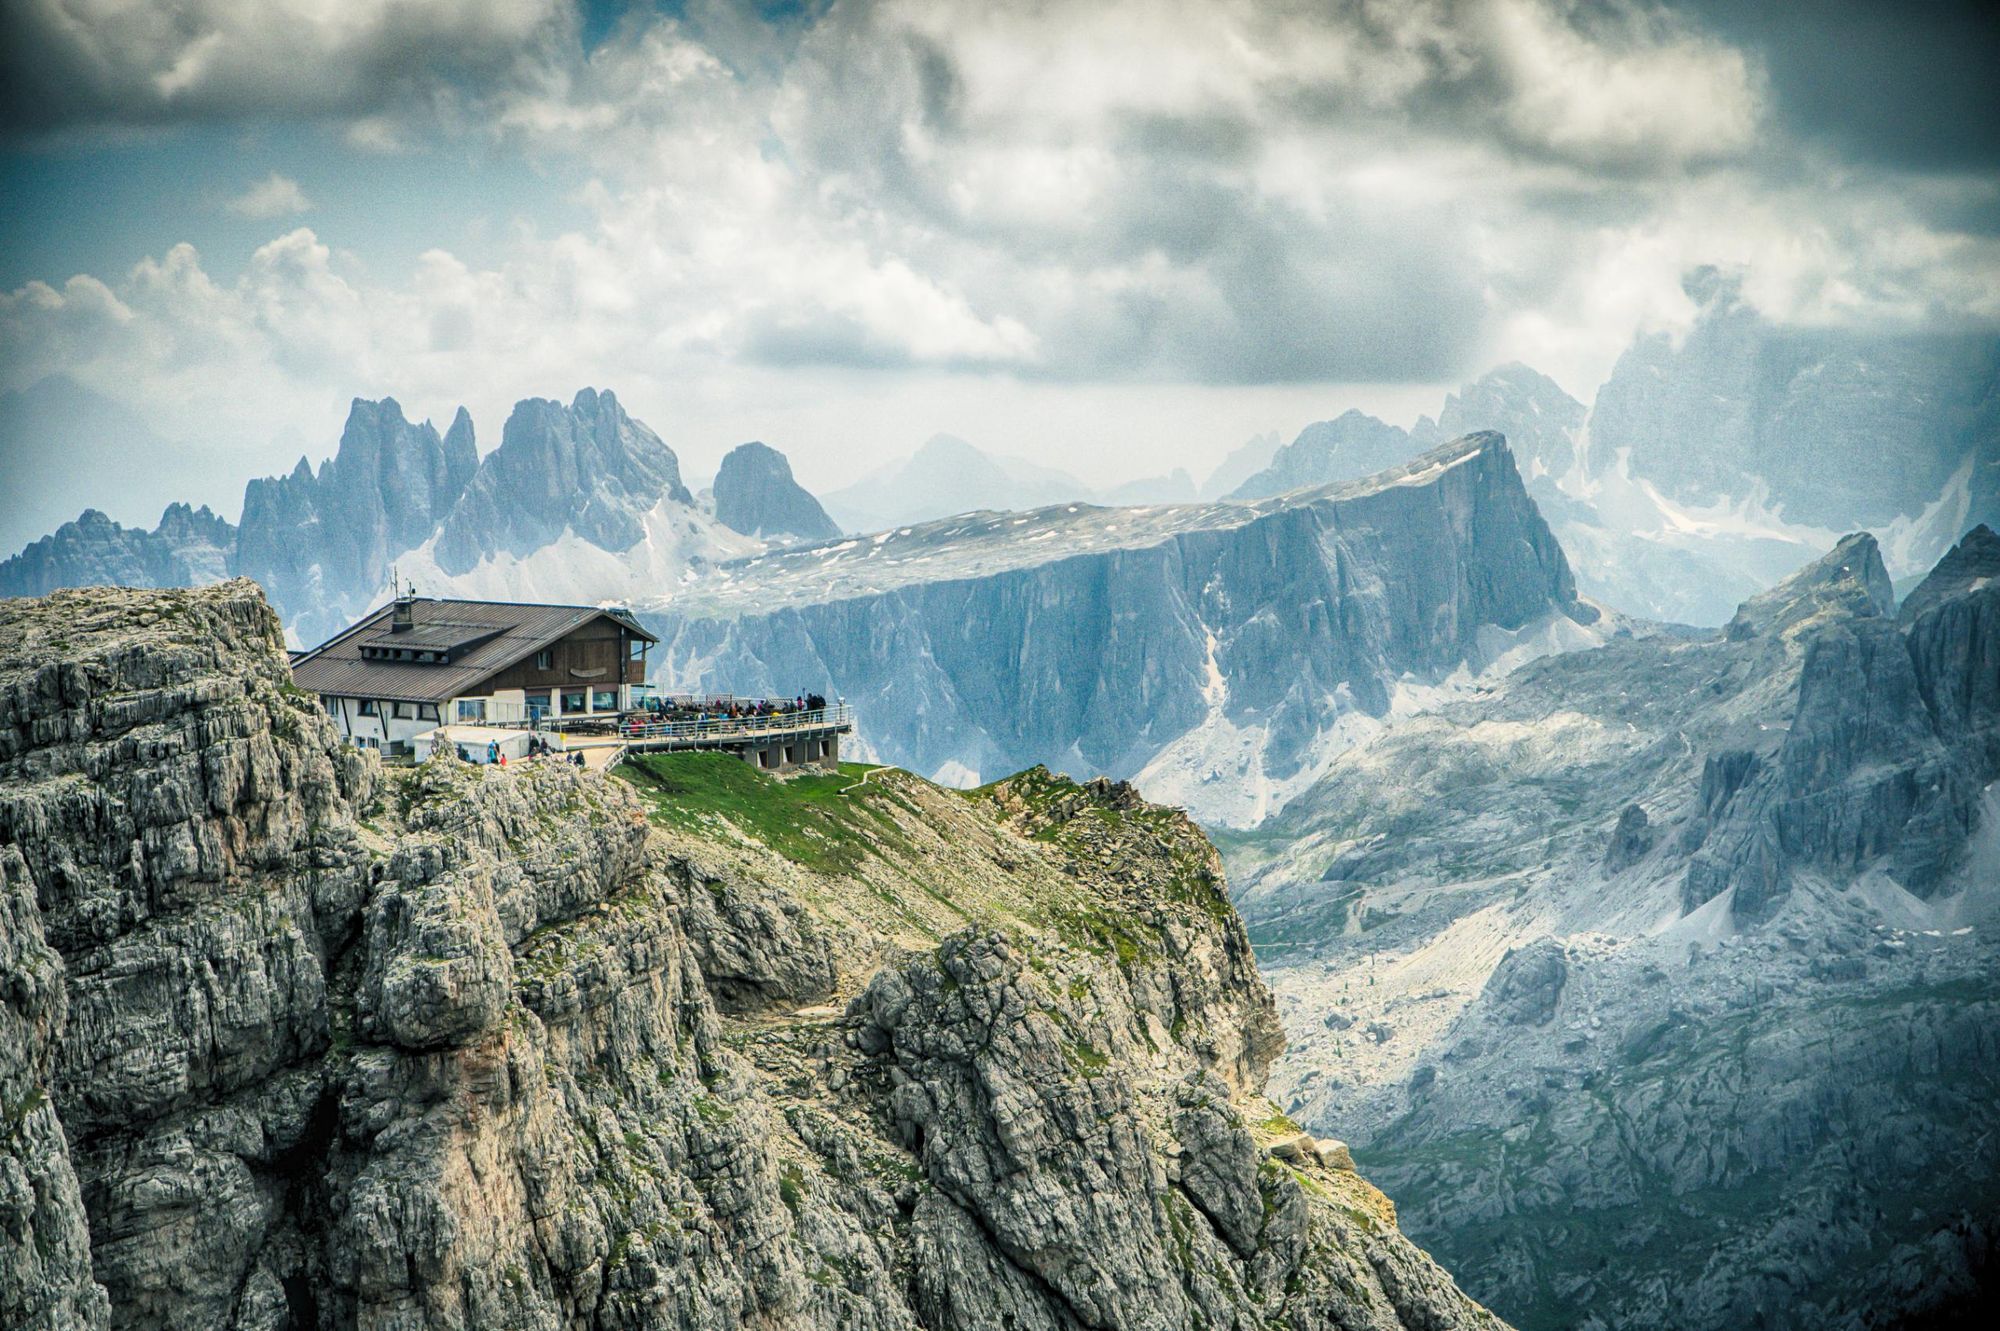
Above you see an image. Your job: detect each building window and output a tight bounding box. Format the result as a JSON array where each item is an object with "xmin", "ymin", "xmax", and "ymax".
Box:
[
  {"xmin": 457, "ymin": 699, "xmax": 487, "ymax": 722},
  {"xmin": 323, "ymin": 696, "xmax": 338, "ymax": 716},
  {"xmin": 630, "ymin": 638, "xmax": 645, "ymax": 661},
  {"xmin": 534, "ymin": 649, "xmax": 553, "ymax": 670},
  {"xmin": 358, "ymin": 699, "xmax": 378, "ymax": 717},
  {"xmin": 593, "ymin": 688, "xmax": 618, "ymax": 712},
  {"xmin": 526, "ymin": 691, "xmax": 550, "ymax": 720},
  {"xmin": 394, "ymin": 701, "xmax": 416, "ymax": 719},
  {"xmin": 416, "ymin": 703, "xmax": 440, "ymax": 723},
  {"xmin": 562, "ymin": 688, "xmax": 586, "ymax": 713}
]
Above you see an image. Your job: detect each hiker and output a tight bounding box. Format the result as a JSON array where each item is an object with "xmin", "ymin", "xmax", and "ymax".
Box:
[{"xmin": 488, "ymin": 740, "xmax": 499, "ymax": 764}]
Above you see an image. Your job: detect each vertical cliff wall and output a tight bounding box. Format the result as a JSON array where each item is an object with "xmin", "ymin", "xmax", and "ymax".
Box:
[{"xmin": 645, "ymin": 433, "xmax": 1588, "ymax": 823}]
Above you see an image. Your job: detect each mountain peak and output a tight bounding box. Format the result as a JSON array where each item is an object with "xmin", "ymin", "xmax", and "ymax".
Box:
[
  {"xmin": 912, "ymin": 433, "xmax": 985, "ymax": 463},
  {"xmin": 1231, "ymin": 409, "xmax": 1413, "ymax": 499},
  {"xmin": 430, "ymin": 388, "xmax": 693, "ymax": 576},
  {"xmin": 1899, "ymin": 523, "xmax": 2000, "ymax": 624},
  {"xmin": 1725, "ymin": 532, "xmax": 1893, "ymax": 643},
  {"xmin": 713, "ymin": 441, "xmax": 841, "ymax": 544}
]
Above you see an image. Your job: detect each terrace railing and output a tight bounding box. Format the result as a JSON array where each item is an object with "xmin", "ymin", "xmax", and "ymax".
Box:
[{"xmin": 608, "ymin": 704, "xmax": 854, "ymax": 745}]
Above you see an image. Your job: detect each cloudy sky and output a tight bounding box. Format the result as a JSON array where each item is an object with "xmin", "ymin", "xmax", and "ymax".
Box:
[{"xmin": 3, "ymin": 0, "xmax": 1997, "ymax": 547}]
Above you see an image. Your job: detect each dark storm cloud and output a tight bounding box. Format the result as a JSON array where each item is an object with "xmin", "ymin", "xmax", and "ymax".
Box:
[
  {"xmin": 1257, "ymin": 0, "xmax": 1763, "ymax": 177},
  {"xmin": 1673, "ymin": 0, "xmax": 2000, "ymax": 173},
  {"xmin": 0, "ymin": 0, "xmax": 574, "ymax": 136}
]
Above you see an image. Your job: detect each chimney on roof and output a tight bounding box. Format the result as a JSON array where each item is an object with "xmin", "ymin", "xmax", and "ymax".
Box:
[{"xmin": 390, "ymin": 572, "xmax": 415, "ymax": 633}]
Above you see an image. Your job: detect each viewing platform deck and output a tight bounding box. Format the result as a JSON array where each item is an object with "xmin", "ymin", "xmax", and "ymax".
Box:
[
  {"xmin": 424, "ymin": 694, "xmax": 854, "ymax": 774},
  {"xmin": 617, "ymin": 704, "xmax": 852, "ymax": 754},
  {"xmin": 587, "ymin": 704, "xmax": 853, "ymax": 772}
]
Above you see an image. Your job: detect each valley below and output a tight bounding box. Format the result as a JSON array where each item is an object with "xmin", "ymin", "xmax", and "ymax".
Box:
[{"xmin": 1226, "ymin": 528, "xmax": 2000, "ymax": 1329}]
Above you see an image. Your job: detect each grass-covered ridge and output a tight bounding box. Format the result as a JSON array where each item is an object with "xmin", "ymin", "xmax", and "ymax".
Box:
[
  {"xmin": 614, "ymin": 753, "xmax": 901, "ymax": 875},
  {"xmin": 609, "ymin": 756, "xmax": 1252, "ymax": 981}
]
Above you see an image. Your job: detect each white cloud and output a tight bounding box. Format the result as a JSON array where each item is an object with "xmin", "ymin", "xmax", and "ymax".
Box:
[
  {"xmin": 1482, "ymin": 0, "xmax": 1761, "ymax": 169},
  {"xmin": 2, "ymin": 0, "xmax": 1996, "ymax": 519},
  {"xmin": 225, "ymin": 172, "xmax": 312, "ymax": 218}
]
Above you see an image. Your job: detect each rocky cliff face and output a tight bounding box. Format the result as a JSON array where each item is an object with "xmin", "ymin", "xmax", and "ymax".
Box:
[
  {"xmin": 429, "ymin": 388, "xmax": 693, "ymax": 578},
  {"xmin": 1684, "ymin": 528, "xmax": 1998, "ymax": 917},
  {"xmin": 644, "ymin": 433, "xmax": 1594, "ymax": 826},
  {"xmin": 711, "ymin": 441, "xmax": 842, "ymax": 544},
  {"xmin": 0, "ymin": 580, "xmax": 1505, "ymax": 1331},
  {"xmin": 1228, "ymin": 527, "xmax": 2000, "ymax": 1330},
  {"xmin": 1590, "ymin": 269, "xmax": 2000, "ymax": 536},
  {"xmin": 0, "ymin": 504, "xmax": 236, "ymax": 599},
  {"xmin": 232, "ymin": 398, "xmax": 478, "ymax": 644}
]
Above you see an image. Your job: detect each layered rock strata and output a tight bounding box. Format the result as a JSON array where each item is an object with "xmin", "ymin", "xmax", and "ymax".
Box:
[{"xmin": 0, "ymin": 580, "xmax": 1503, "ymax": 1331}]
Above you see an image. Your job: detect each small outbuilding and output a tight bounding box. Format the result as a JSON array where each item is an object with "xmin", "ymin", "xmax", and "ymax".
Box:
[{"xmin": 414, "ymin": 724, "xmax": 541, "ymax": 765}]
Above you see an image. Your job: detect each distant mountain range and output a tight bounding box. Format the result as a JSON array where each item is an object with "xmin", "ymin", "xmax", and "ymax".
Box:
[
  {"xmin": 818, "ymin": 433, "xmax": 1199, "ymax": 532},
  {"xmin": 4, "ymin": 265, "xmax": 1994, "ymax": 649},
  {"xmin": 0, "ymin": 389, "xmax": 836, "ymax": 644},
  {"xmin": 643, "ymin": 432, "xmax": 1603, "ymax": 826},
  {"xmin": 1230, "ymin": 271, "xmax": 1999, "ymax": 624}
]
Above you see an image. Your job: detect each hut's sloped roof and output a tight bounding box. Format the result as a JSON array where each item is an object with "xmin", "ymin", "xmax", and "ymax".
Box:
[{"xmin": 291, "ymin": 597, "xmax": 656, "ymax": 703}]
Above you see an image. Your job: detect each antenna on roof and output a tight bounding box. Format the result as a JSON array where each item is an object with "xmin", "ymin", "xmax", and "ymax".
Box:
[{"xmin": 390, "ymin": 564, "xmax": 416, "ymax": 633}]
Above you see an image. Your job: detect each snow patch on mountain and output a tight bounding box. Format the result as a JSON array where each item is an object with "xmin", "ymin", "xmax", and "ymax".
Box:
[
  {"xmin": 397, "ymin": 495, "xmax": 761, "ymax": 607},
  {"xmin": 1137, "ymin": 608, "xmax": 1614, "ymax": 827}
]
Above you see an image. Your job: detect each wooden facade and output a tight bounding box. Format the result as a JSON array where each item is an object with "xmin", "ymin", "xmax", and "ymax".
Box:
[{"xmin": 476, "ymin": 617, "xmax": 648, "ymax": 700}]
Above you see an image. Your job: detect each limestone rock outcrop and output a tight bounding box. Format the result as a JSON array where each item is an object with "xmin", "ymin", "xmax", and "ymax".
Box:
[
  {"xmin": 0, "ymin": 580, "xmax": 1504, "ymax": 1331},
  {"xmin": 1686, "ymin": 528, "xmax": 2000, "ymax": 917},
  {"xmin": 711, "ymin": 442, "xmax": 841, "ymax": 545},
  {"xmin": 431, "ymin": 388, "xmax": 693, "ymax": 577},
  {"xmin": 236, "ymin": 397, "xmax": 478, "ymax": 643}
]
